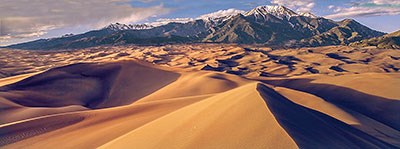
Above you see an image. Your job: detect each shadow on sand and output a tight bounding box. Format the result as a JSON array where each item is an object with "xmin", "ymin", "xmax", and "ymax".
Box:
[{"xmin": 257, "ymin": 83, "xmax": 395, "ymax": 148}]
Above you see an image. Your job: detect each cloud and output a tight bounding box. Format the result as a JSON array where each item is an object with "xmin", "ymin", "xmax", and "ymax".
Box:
[
  {"xmin": 325, "ymin": 0, "xmax": 400, "ymax": 19},
  {"xmin": 372, "ymin": 0, "xmax": 400, "ymax": 5},
  {"xmin": 133, "ymin": 0, "xmax": 155, "ymax": 3},
  {"xmin": 197, "ymin": 9, "xmax": 245, "ymax": 20},
  {"xmin": 325, "ymin": 7, "xmax": 400, "ymax": 19},
  {"xmin": 270, "ymin": 0, "xmax": 315, "ymax": 12},
  {"xmin": 0, "ymin": 0, "xmax": 170, "ymax": 43}
]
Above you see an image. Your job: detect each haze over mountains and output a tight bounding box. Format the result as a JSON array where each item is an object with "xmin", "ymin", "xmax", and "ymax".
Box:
[{"xmin": 5, "ymin": 5, "xmax": 394, "ymax": 50}]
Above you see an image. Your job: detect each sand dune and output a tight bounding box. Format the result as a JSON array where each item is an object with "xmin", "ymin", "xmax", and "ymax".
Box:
[
  {"xmin": 0, "ymin": 45, "xmax": 399, "ymax": 148},
  {"xmin": 0, "ymin": 61, "xmax": 179, "ymax": 109},
  {"xmin": 100, "ymin": 83, "xmax": 297, "ymax": 149},
  {"xmin": 259, "ymin": 73, "xmax": 400, "ymax": 131},
  {"xmin": 0, "ymin": 61, "xmax": 180, "ymax": 125},
  {"xmin": 1, "ymin": 44, "xmax": 399, "ymax": 79},
  {"xmin": 276, "ymin": 87, "xmax": 400, "ymax": 147}
]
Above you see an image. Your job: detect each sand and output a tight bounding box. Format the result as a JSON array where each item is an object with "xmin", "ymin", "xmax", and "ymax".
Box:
[
  {"xmin": 1, "ymin": 44, "xmax": 399, "ymax": 79},
  {"xmin": 0, "ymin": 44, "xmax": 399, "ymax": 148}
]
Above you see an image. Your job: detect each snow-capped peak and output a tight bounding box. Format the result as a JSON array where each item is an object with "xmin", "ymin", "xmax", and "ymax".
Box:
[
  {"xmin": 105, "ymin": 23, "xmax": 154, "ymax": 31},
  {"xmin": 148, "ymin": 18, "xmax": 194, "ymax": 27},
  {"xmin": 244, "ymin": 5, "xmax": 299, "ymax": 20},
  {"xmin": 197, "ymin": 8, "xmax": 245, "ymax": 21},
  {"xmin": 195, "ymin": 8, "xmax": 245, "ymax": 28},
  {"xmin": 299, "ymin": 12, "xmax": 317, "ymax": 18}
]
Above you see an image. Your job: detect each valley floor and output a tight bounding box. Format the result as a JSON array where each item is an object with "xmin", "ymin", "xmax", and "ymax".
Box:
[{"xmin": 0, "ymin": 44, "xmax": 399, "ymax": 148}]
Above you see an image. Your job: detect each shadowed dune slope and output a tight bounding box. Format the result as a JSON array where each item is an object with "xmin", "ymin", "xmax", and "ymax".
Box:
[
  {"xmin": 257, "ymin": 84, "xmax": 394, "ymax": 148},
  {"xmin": 260, "ymin": 73, "xmax": 400, "ymax": 131},
  {"xmin": 274, "ymin": 87, "xmax": 400, "ymax": 147},
  {"xmin": 0, "ymin": 61, "xmax": 180, "ymax": 125},
  {"xmin": 0, "ymin": 61, "xmax": 180, "ymax": 109}
]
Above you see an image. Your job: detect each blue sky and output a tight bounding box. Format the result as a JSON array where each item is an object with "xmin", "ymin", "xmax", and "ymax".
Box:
[{"xmin": 1, "ymin": 0, "xmax": 399, "ymax": 46}]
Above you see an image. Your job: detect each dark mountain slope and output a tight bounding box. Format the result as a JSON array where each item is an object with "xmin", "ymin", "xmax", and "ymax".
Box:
[{"xmin": 350, "ymin": 30, "xmax": 400, "ymax": 49}]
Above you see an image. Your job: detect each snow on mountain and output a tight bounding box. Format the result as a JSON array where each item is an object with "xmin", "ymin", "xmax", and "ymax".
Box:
[
  {"xmin": 197, "ymin": 8, "xmax": 245, "ymax": 20},
  {"xmin": 103, "ymin": 6, "xmax": 320, "ymax": 32},
  {"xmin": 130, "ymin": 24, "xmax": 154, "ymax": 30},
  {"xmin": 299, "ymin": 12, "xmax": 317, "ymax": 18},
  {"xmin": 194, "ymin": 9, "xmax": 244, "ymax": 28},
  {"xmin": 144, "ymin": 9, "xmax": 245, "ymax": 28},
  {"xmin": 105, "ymin": 23, "xmax": 154, "ymax": 31},
  {"xmin": 104, "ymin": 6, "xmax": 318, "ymax": 32},
  {"xmin": 244, "ymin": 5, "xmax": 299, "ymax": 20},
  {"xmin": 148, "ymin": 18, "xmax": 195, "ymax": 27},
  {"xmin": 8, "ymin": 4, "xmax": 385, "ymax": 50}
]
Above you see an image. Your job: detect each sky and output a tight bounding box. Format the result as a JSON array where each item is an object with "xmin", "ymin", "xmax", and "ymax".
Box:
[{"xmin": 0, "ymin": 0, "xmax": 399, "ymax": 46}]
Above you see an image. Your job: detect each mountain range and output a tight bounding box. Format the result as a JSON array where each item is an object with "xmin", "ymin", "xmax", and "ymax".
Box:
[
  {"xmin": 350, "ymin": 29, "xmax": 400, "ymax": 49},
  {"xmin": 5, "ymin": 5, "xmax": 392, "ymax": 50}
]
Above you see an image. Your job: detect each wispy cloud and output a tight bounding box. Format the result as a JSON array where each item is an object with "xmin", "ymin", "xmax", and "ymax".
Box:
[
  {"xmin": 371, "ymin": 0, "xmax": 400, "ymax": 5},
  {"xmin": 0, "ymin": 0, "xmax": 171, "ymax": 43},
  {"xmin": 325, "ymin": 0, "xmax": 400, "ymax": 19},
  {"xmin": 133, "ymin": 0, "xmax": 156, "ymax": 3}
]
